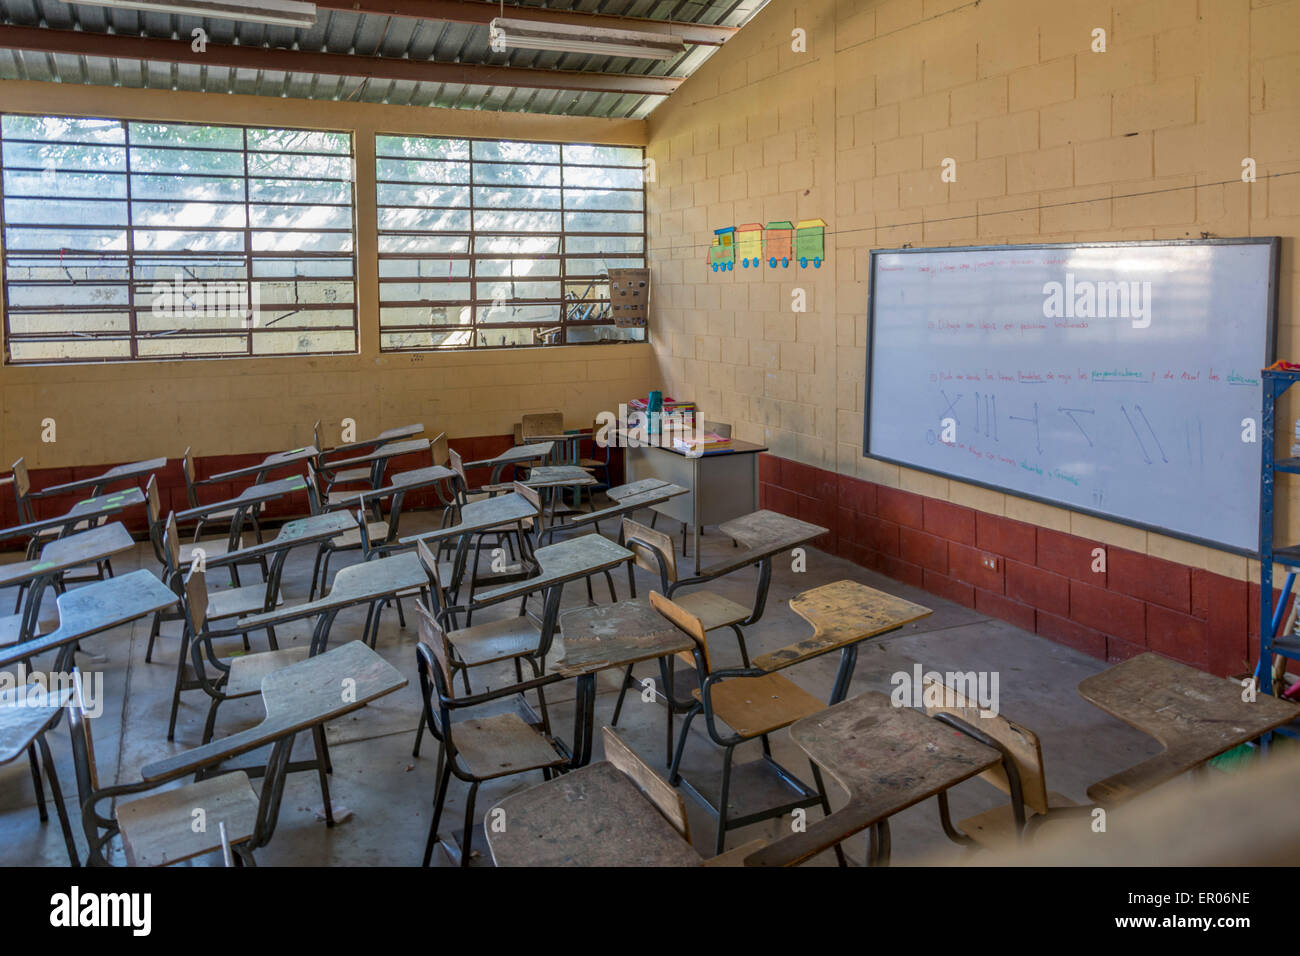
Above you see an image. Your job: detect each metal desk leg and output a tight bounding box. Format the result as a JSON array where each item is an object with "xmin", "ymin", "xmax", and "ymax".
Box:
[
  {"xmin": 828, "ymin": 643, "xmax": 861, "ymax": 705},
  {"xmin": 571, "ymin": 674, "xmax": 598, "ymax": 768},
  {"xmin": 36, "ymin": 732, "xmax": 79, "ymax": 866}
]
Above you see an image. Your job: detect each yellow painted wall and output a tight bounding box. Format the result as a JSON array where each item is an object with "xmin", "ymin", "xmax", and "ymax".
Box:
[
  {"xmin": 0, "ymin": 80, "xmax": 656, "ymax": 468},
  {"xmin": 644, "ymin": 0, "xmax": 1300, "ymax": 584}
]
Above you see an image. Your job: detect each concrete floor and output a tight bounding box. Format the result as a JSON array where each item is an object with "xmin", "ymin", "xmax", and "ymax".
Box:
[{"xmin": 0, "ymin": 503, "xmax": 1169, "ymax": 867}]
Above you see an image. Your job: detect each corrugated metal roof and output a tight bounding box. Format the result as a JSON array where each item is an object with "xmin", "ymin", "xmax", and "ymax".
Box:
[{"xmin": 0, "ymin": 0, "xmax": 767, "ymax": 117}]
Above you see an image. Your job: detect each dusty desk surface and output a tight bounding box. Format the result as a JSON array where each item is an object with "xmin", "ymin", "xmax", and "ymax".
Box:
[
  {"xmin": 33, "ymin": 457, "xmax": 167, "ymax": 497},
  {"xmin": 523, "ymin": 465, "xmax": 597, "ymax": 487},
  {"xmin": 754, "ymin": 579, "xmax": 933, "ymax": 672},
  {"xmin": 235, "ymin": 550, "xmax": 427, "ymax": 630},
  {"xmin": 399, "ymin": 492, "xmax": 538, "ymax": 545},
  {"xmin": 0, "ymin": 488, "xmax": 145, "ymax": 542},
  {"xmin": 208, "ymin": 446, "xmax": 319, "ymax": 482},
  {"xmin": 486, "ymin": 760, "xmax": 702, "ymax": 867},
  {"xmin": 141, "ymin": 640, "xmax": 406, "ymax": 780},
  {"xmin": 0, "ymin": 685, "xmax": 73, "ymax": 764},
  {"xmin": 473, "ymin": 534, "xmax": 632, "ymax": 604},
  {"xmin": 327, "ymin": 438, "xmax": 430, "ymax": 470},
  {"xmin": 745, "ymin": 692, "xmax": 1001, "ymax": 867},
  {"xmin": 203, "ymin": 511, "xmax": 356, "ymax": 567},
  {"xmin": 1078, "ymin": 652, "xmax": 1300, "ymax": 804},
  {"xmin": 606, "ymin": 477, "xmax": 673, "ymax": 500},
  {"xmin": 0, "ymin": 522, "xmax": 135, "ymax": 589},
  {"xmin": 688, "ymin": 509, "xmax": 828, "ymax": 579},
  {"xmin": 175, "ymin": 475, "xmax": 307, "ymax": 522},
  {"xmin": 466, "ymin": 442, "xmax": 554, "ymax": 468},
  {"xmin": 554, "ymin": 600, "xmax": 693, "ymax": 677}
]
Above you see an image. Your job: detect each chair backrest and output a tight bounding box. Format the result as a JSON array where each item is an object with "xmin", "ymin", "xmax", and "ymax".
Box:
[
  {"xmin": 183, "ymin": 564, "xmax": 210, "ymax": 635},
  {"xmin": 511, "ymin": 480, "xmax": 541, "ymax": 533},
  {"xmin": 68, "ymin": 667, "xmax": 101, "ymax": 796},
  {"xmin": 10, "ymin": 457, "xmax": 30, "ymax": 502},
  {"xmin": 602, "ymin": 726, "xmax": 690, "ymax": 840},
  {"xmin": 521, "ymin": 412, "xmax": 563, "ymax": 439},
  {"xmin": 144, "ymin": 476, "xmax": 168, "ymax": 564},
  {"xmin": 512, "ymin": 422, "xmax": 523, "ymax": 444},
  {"xmin": 352, "ymin": 507, "xmax": 373, "ymax": 553},
  {"xmin": 181, "ymin": 447, "xmax": 200, "ymax": 506},
  {"xmin": 429, "ymin": 431, "xmax": 450, "ymax": 467},
  {"xmin": 622, "ymin": 517, "xmax": 678, "ymax": 583},
  {"xmin": 414, "ymin": 600, "xmax": 455, "ymax": 719},
  {"xmin": 921, "ymin": 675, "xmax": 1050, "ymax": 815},
  {"xmin": 162, "ymin": 512, "xmax": 183, "ymax": 576},
  {"xmin": 313, "ymin": 420, "xmax": 323, "ymax": 452},
  {"xmin": 448, "ymin": 448, "xmax": 467, "ymax": 484},
  {"xmin": 649, "ymin": 590, "xmax": 710, "ymax": 671},
  {"xmin": 416, "ymin": 539, "xmax": 446, "ymax": 606},
  {"xmin": 702, "ymin": 420, "xmax": 732, "ymax": 439}
]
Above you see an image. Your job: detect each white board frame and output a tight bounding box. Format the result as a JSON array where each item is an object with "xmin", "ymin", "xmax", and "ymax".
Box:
[{"xmin": 863, "ymin": 237, "xmax": 1280, "ymax": 556}]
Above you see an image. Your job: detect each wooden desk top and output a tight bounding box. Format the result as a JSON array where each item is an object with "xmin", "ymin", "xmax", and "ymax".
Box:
[
  {"xmin": 203, "ymin": 511, "xmax": 355, "ymax": 568},
  {"xmin": 523, "ymin": 465, "xmax": 597, "ymax": 487},
  {"xmin": 235, "ymin": 550, "xmax": 428, "ymax": 630},
  {"xmin": 141, "ymin": 640, "xmax": 406, "ymax": 781},
  {"xmin": 0, "ymin": 570, "xmax": 178, "ymax": 669},
  {"xmin": 465, "ymin": 442, "xmax": 553, "ymax": 469},
  {"xmin": 358, "ymin": 465, "xmax": 457, "ymax": 503},
  {"xmin": 486, "ymin": 760, "xmax": 702, "ymax": 867},
  {"xmin": 690, "ymin": 510, "xmax": 828, "ymax": 579},
  {"xmin": 1078, "ymin": 652, "xmax": 1300, "ymax": 804},
  {"xmin": 0, "ymin": 488, "xmax": 145, "ymax": 543},
  {"xmin": 0, "ymin": 523, "xmax": 135, "ymax": 589},
  {"xmin": 175, "ymin": 475, "xmax": 307, "ymax": 523},
  {"xmin": 746, "ymin": 692, "xmax": 1001, "ymax": 867},
  {"xmin": 399, "ymin": 492, "xmax": 538, "ymax": 545},
  {"xmin": 473, "ymin": 534, "xmax": 633, "ymax": 604},
  {"xmin": 564, "ymin": 483, "xmax": 688, "ymax": 528},
  {"xmin": 327, "ymin": 438, "xmax": 431, "ymax": 471},
  {"xmin": 0, "ymin": 686, "xmax": 73, "ymax": 765},
  {"xmin": 32, "ymin": 457, "xmax": 167, "ymax": 498},
  {"xmin": 755, "ymin": 580, "xmax": 933, "ymax": 673},
  {"xmin": 322, "ymin": 423, "xmax": 424, "ymax": 458},
  {"xmin": 554, "ymin": 600, "xmax": 694, "ymax": 677},
  {"xmin": 606, "ymin": 477, "xmax": 672, "ymax": 501},
  {"xmin": 207, "ymin": 446, "xmax": 319, "ymax": 483}
]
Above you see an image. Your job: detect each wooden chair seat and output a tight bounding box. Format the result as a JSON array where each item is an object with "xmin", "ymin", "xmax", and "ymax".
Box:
[
  {"xmin": 674, "ymin": 591, "xmax": 749, "ymax": 632},
  {"xmin": 446, "ymin": 616, "xmax": 542, "ymax": 667},
  {"xmin": 207, "ymin": 584, "xmax": 280, "ymax": 621},
  {"xmin": 452, "ymin": 712, "xmax": 568, "ymax": 780},
  {"xmin": 0, "ymin": 607, "xmax": 59, "ymax": 647},
  {"xmin": 578, "ymin": 458, "xmax": 603, "ymax": 469},
  {"xmin": 117, "ymin": 771, "xmax": 259, "ymax": 866},
  {"xmin": 329, "ymin": 466, "xmax": 372, "ymax": 485},
  {"xmin": 178, "ymin": 536, "xmax": 250, "ymax": 565},
  {"xmin": 958, "ymin": 791, "xmax": 1081, "ymax": 847},
  {"xmin": 224, "ymin": 646, "xmax": 312, "ymax": 698},
  {"xmin": 693, "ymin": 672, "xmax": 824, "ymax": 739},
  {"xmin": 331, "ymin": 520, "xmax": 389, "ymax": 549}
]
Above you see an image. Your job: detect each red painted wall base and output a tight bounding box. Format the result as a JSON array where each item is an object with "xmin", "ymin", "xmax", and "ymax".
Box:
[{"xmin": 759, "ymin": 453, "xmax": 1260, "ymax": 678}]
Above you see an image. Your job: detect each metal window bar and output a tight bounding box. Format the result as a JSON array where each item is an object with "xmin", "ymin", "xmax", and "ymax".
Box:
[
  {"xmin": 375, "ymin": 133, "xmax": 647, "ymax": 351},
  {"xmin": 0, "ymin": 114, "xmax": 359, "ymax": 364}
]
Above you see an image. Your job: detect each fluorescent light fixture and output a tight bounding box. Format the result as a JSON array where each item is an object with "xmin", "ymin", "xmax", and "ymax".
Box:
[
  {"xmin": 70, "ymin": 0, "xmax": 317, "ymax": 29},
  {"xmin": 489, "ymin": 17, "xmax": 686, "ymax": 61}
]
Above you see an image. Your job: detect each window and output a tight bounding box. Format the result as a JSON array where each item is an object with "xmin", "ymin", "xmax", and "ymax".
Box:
[
  {"xmin": 376, "ymin": 134, "xmax": 646, "ymax": 350},
  {"xmin": 0, "ymin": 114, "xmax": 357, "ymax": 363}
]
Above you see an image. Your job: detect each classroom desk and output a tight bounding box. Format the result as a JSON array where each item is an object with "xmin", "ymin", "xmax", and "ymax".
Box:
[
  {"xmin": 357, "ymin": 465, "xmax": 457, "ymax": 503},
  {"xmin": 207, "ymin": 446, "xmax": 319, "ymax": 484},
  {"xmin": 465, "ymin": 442, "xmax": 554, "ymax": 485},
  {"xmin": 325, "ymin": 438, "xmax": 431, "ymax": 474},
  {"xmin": 1078, "ymin": 652, "xmax": 1299, "ymax": 804},
  {"xmin": 621, "ymin": 437, "xmax": 768, "ymax": 573},
  {"xmin": 28, "ymin": 457, "xmax": 166, "ymax": 499},
  {"xmin": 472, "ymin": 534, "xmax": 633, "ymax": 606},
  {"xmin": 140, "ymin": 641, "xmax": 406, "ymax": 831},
  {"xmin": 199, "ymin": 511, "xmax": 355, "ymax": 570},
  {"xmin": 556, "ymin": 600, "xmax": 694, "ymax": 765},
  {"xmin": 744, "ymin": 692, "xmax": 1003, "ymax": 867},
  {"xmin": 486, "ymin": 760, "xmax": 703, "ymax": 868},
  {"xmin": 606, "ymin": 477, "xmax": 674, "ymax": 500},
  {"xmin": 398, "ymin": 492, "xmax": 539, "ymax": 596},
  {"xmin": 234, "ymin": 550, "xmax": 430, "ymax": 654},
  {"xmin": 754, "ymin": 580, "xmax": 933, "ymax": 704},
  {"xmin": 555, "ymin": 481, "xmax": 688, "ymax": 538},
  {"xmin": 319, "ymin": 423, "xmax": 424, "ymax": 459},
  {"xmin": 0, "ymin": 684, "xmax": 77, "ymax": 864},
  {"xmin": 0, "ymin": 569, "xmax": 178, "ymax": 672},
  {"xmin": 0, "ymin": 523, "xmax": 138, "ymax": 648},
  {"xmin": 0, "ymin": 488, "xmax": 145, "ymax": 545},
  {"xmin": 175, "ymin": 475, "xmax": 307, "ymax": 525}
]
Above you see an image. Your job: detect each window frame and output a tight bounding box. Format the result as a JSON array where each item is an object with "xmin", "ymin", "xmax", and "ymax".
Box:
[
  {"xmin": 0, "ymin": 112, "xmax": 359, "ymax": 365},
  {"xmin": 374, "ymin": 132, "xmax": 647, "ymax": 352}
]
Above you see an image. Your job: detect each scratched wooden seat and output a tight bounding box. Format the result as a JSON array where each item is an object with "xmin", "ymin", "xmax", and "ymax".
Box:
[
  {"xmin": 415, "ymin": 600, "xmax": 568, "ymax": 867},
  {"xmin": 921, "ymin": 675, "xmax": 1078, "ymax": 847},
  {"xmin": 66, "ymin": 669, "xmax": 259, "ymax": 866},
  {"xmin": 649, "ymin": 591, "xmax": 838, "ymax": 856},
  {"xmin": 610, "ymin": 518, "xmax": 753, "ymax": 729},
  {"xmin": 601, "ymin": 726, "xmax": 766, "ymax": 866}
]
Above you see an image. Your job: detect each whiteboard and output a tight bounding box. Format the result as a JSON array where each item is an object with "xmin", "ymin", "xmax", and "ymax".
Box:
[{"xmin": 864, "ymin": 239, "xmax": 1279, "ymax": 554}]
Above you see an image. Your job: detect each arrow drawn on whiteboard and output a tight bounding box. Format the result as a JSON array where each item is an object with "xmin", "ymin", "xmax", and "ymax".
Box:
[
  {"xmin": 1121, "ymin": 405, "xmax": 1152, "ymax": 464},
  {"xmin": 975, "ymin": 392, "xmax": 997, "ymax": 439},
  {"xmin": 1058, "ymin": 407, "xmax": 1096, "ymax": 447},
  {"xmin": 1009, "ymin": 401, "xmax": 1042, "ymax": 454},
  {"xmin": 1134, "ymin": 405, "xmax": 1168, "ymax": 463}
]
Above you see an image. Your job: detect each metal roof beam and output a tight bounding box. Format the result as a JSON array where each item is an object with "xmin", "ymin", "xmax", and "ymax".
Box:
[{"xmin": 0, "ymin": 25, "xmax": 684, "ymax": 95}]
